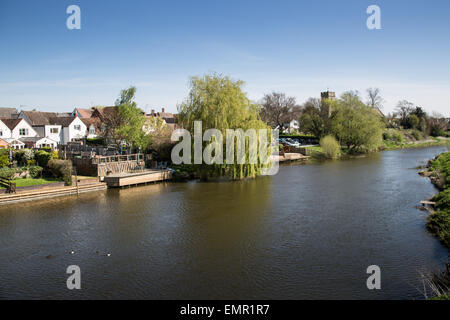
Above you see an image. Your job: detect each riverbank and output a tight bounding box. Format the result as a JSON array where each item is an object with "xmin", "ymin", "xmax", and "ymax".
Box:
[
  {"xmin": 420, "ymin": 151, "xmax": 450, "ymax": 248},
  {"xmin": 383, "ymin": 136, "xmax": 450, "ymax": 151},
  {"xmin": 419, "ymin": 151, "xmax": 450, "ymax": 300}
]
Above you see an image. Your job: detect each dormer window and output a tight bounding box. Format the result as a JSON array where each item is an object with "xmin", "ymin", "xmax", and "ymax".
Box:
[{"xmin": 50, "ymin": 128, "xmax": 59, "ymax": 134}]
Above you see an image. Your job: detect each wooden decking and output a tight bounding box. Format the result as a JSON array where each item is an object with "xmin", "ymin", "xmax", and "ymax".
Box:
[
  {"xmin": 272, "ymin": 153, "xmax": 310, "ymax": 163},
  {"xmin": 420, "ymin": 200, "xmax": 436, "ymax": 207},
  {"xmin": 103, "ymin": 169, "xmax": 172, "ymax": 188}
]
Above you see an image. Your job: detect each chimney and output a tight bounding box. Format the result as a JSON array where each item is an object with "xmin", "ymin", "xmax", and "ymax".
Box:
[{"xmin": 161, "ymin": 107, "xmax": 165, "ymax": 113}]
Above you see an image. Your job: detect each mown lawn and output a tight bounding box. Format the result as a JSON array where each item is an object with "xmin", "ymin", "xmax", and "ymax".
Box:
[{"xmin": 1, "ymin": 178, "xmax": 61, "ymax": 189}]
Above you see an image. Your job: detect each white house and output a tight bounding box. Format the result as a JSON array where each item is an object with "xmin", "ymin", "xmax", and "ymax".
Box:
[
  {"xmin": 18, "ymin": 111, "xmax": 64, "ymax": 144},
  {"xmin": 80, "ymin": 118, "xmax": 100, "ymax": 139},
  {"xmin": 4, "ymin": 138, "xmax": 25, "ymax": 150},
  {"xmin": 19, "ymin": 136, "xmax": 58, "ymax": 149},
  {"xmin": 284, "ymin": 119, "xmax": 299, "ymax": 134},
  {"xmin": 49, "ymin": 117, "xmax": 87, "ymax": 144},
  {"xmin": 0, "ymin": 119, "xmax": 12, "ymax": 139},
  {"xmin": 0, "ymin": 118, "xmax": 38, "ymax": 139}
]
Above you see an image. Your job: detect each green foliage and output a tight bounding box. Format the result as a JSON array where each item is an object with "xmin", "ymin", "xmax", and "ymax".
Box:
[
  {"xmin": 411, "ymin": 129, "xmax": 423, "ymax": 141},
  {"xmin": 0, "ymin": 149, "xmax": 10, "ymax": 168},
  {"xmin": 319, "ymin": 135, "xmax": 341, "ymax": 159},
  {"xmin": 34, "ymin": 150, "xmax": 53, "ymax": 168},
  {"xmin": 383, "ymin": 129, "xmax": 405, "ymax": 144},
  {"xmin": 427, "ymin": 152, "xmax": 450, "ymax": 248},
  {"xmin": 114, "ymin": 87, "xmax": 151, "ymax": 150},
  {"xmin": 177, "ymin": 73, "xmax": 271, "ymax": 180},
  {"xmin": 408, "ymin": 114, "xmax": 419, "ymax": 129},
  {"xmin": 0, "ymin": 167, "xmax": 19, "ymax": 179},
  {"xmin": 47, "ymin": 159, "xmax": 72, "ymax": 185},
  {"xmin": 14, "ymin": 149, "xmax": 34, "ymax": 166},
  {"xmin": 430, "ymin": 125, "xmax": 446, "ymax": 137},
  {"xmin": 28, "ymin": 166, "xmax": 43, "ymax": 178},
  {"xmin": 427, "ymin": 209, "xmax": 450, "ymax": 248},
  {"xmin": 87, "ymin": 137, "xmax": 106, "ymax": 146},
  {"xmin": 330, "ymin": 92, "xmax": 384, "ymax": 153}
]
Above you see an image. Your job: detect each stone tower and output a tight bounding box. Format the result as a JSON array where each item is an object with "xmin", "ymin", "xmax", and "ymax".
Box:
[
  {"xmin": 321, "ymin": 91, "xmax": 336, "ymax": 117},
  {"xmin": 321, "ymin": 91, "xmax": 336, "ymax": 101}
]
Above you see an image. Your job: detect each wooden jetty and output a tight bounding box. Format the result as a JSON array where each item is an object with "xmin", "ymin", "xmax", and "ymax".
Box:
[
  {"xmin": 272, "ymin": 153, "xmax": 310, "ymax": 163},
  {"xmin": 420, "ymin": 200, "xmax": 436, "ymax": 207},
  {"xmin": 103, "ymin": 169, "xmax": 172, "ymax": 188}
]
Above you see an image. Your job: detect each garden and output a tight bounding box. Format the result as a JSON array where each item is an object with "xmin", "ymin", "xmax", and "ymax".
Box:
[{"xmin": 0, "ymin": 148, "xmax": 73, "ymax": 190}]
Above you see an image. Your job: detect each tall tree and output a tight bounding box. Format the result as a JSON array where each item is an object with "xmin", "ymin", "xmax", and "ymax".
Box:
[
  {"xmin": 330, "ymin": 92, "xmax": 384, "ymax": 152},
  {"xmin": 113, "ymin": 86, "xmax": 150, "ymax": 150},
  {"xmin": 260, "ymin": 92, "xmax": 300, "ymax": 130},
  {"xmin": 366, "ymin": 87, "xmax": 384, "ymax": 109},
  {"xmin": 177, "ymin": 73, "xmax": 271, "ymax": 180}
]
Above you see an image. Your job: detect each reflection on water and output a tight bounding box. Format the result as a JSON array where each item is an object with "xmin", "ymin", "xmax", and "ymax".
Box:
[{"xmin": 0, "ymin": 146, "xmax": 448, "ymax": 299}]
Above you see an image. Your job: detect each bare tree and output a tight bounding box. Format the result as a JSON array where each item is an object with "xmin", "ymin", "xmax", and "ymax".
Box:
[
  {"xmin": 260, "ymin": 92, "xmax": 300, "ymax": 130},
  {"xmin": 366, "ymin": 87, "xmax": 384, "ymax": 109}
]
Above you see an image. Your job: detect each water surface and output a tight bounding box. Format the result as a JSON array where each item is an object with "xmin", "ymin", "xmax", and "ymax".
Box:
[{"xmin": 0, "ymin": 146, "xmax": 448, "ymax": 299}]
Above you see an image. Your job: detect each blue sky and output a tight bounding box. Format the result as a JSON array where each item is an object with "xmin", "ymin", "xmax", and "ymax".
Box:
[{"xmin": 1, "ymin": 0, "xmax": 449, "ymax": 116}]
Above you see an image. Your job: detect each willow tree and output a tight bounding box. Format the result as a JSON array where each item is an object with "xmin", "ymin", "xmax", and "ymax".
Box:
[
  {"xmin": 330, "ymin": 91, "xmax": 384, "ymax": 153},
  {"xmin": 177, "ymin": 73, "xmax": 272, "ymax": 180}
]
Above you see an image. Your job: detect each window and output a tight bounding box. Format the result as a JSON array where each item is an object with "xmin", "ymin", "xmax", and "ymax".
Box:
[
  {"xmin": 0, "ymin": 130, "xmax": 2, "ymax": 136},
  {"xmin": 50, "ymin": 128, "xmax": 59, "ymax": 134},
  {"xmin": 74, "ymin": 125, "xmax": 81, "ymax": 130},
  {"xmin": 89, "ymin": 126, "xmax": 95, "ymax": 134},
  {"xmin": 19, "ymin": 128, "xmax": 28, "ymax": 136}
]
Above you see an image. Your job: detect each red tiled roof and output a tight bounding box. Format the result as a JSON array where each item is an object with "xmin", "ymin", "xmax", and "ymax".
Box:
[{"xmin": 74, "ymin": 108, "xmax": 93, "ymax": 118}]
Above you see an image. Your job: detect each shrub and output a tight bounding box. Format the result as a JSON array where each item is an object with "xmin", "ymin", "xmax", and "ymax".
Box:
[
  {"xmin": 0, "ymin": 167, "xmax": 17, "ymax": 179},
  {"xmin": 411, "ymin": 129, "xmax": 423, "ymax": 141},
  {"xmin": 28, "ymin": 166, "xmax": 43, "ymax": 178},
  {"xmin": 320, "ymin": 135, "xmax": 341, "ymax": 159},
  {"xmin": 0, "ymin": 149, "xmax": 10, "ymax": 168},
  {"xmin": 391, "ymin": 130, "xmax": 404, "ymax": 143},
  {"xmin": 15, "ymin": 149, "xmax": 35, "ymax": 166},
  {"xmin": 34, "ymin": 150, "xmax": 52, "ymax": 168},
  {"xmin": 47, "ymin": 159, "xmax": 72, "ymax": 185}
]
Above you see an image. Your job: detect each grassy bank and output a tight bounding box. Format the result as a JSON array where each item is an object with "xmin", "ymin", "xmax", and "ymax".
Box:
[
  {"xmin": 0, "ymin": 178, "xmax": 61, "ymax": 189},
  {"xmin": 418, "ymin": 151, "xmax": 450, "ymax": 300},
  {"xmin": 422, "ymin": 151, "xmax": 450, "ymax": 248},
  {"xmin": 383, "ymin": 128, "xmax": 450, "ymax": 151}
]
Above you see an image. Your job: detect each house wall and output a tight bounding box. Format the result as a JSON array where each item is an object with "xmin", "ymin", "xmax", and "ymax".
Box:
[
  {"xmin": 86, "ymin": 124, "xmax": 98, "ymax": 139},
  {"xmin": 33, "ymin": 126, "xmax": 45, "ymax": 137},
  {"xmin": 0, "ymin": 120, "xmax": 12, "ymax": 139},
  {"xmin": 11, "ymin": 120, "xmax": 38, "ymax": 139},
  {"xmin": 35, "ymin": 138, "xmax": 57, "ymax": 149},
  {"xmin": 44, "ymin": 125, "xmax": 62, "ymax": 144},
  {"xmin": 66, "ymin": 117, "xmax": 87, "ymax": 143}
]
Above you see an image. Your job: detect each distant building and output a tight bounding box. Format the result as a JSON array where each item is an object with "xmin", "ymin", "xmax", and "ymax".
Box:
[
  {"xmin": 0, "ymin": 107, "xmax": 19, "ymax": 119},
  {"xmin": 321, "ymin": 91, "xmax": 336, "ymax": 101},
  {"xmin": 146, "ymin": 108, "xmax": 178, "ymax": 131},
  {"xmin": 321, "ymin": 91, "xmax": 336, "ymax": 117},
  {"xmin": 281, "ymin": 119, "xmax": 299, "ymax": 134}
]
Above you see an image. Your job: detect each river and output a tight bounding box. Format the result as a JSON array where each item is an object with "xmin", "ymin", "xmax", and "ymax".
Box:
[{"xmin": 0, "ymin": 146, "xmax": 448, "ymax": 299}]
